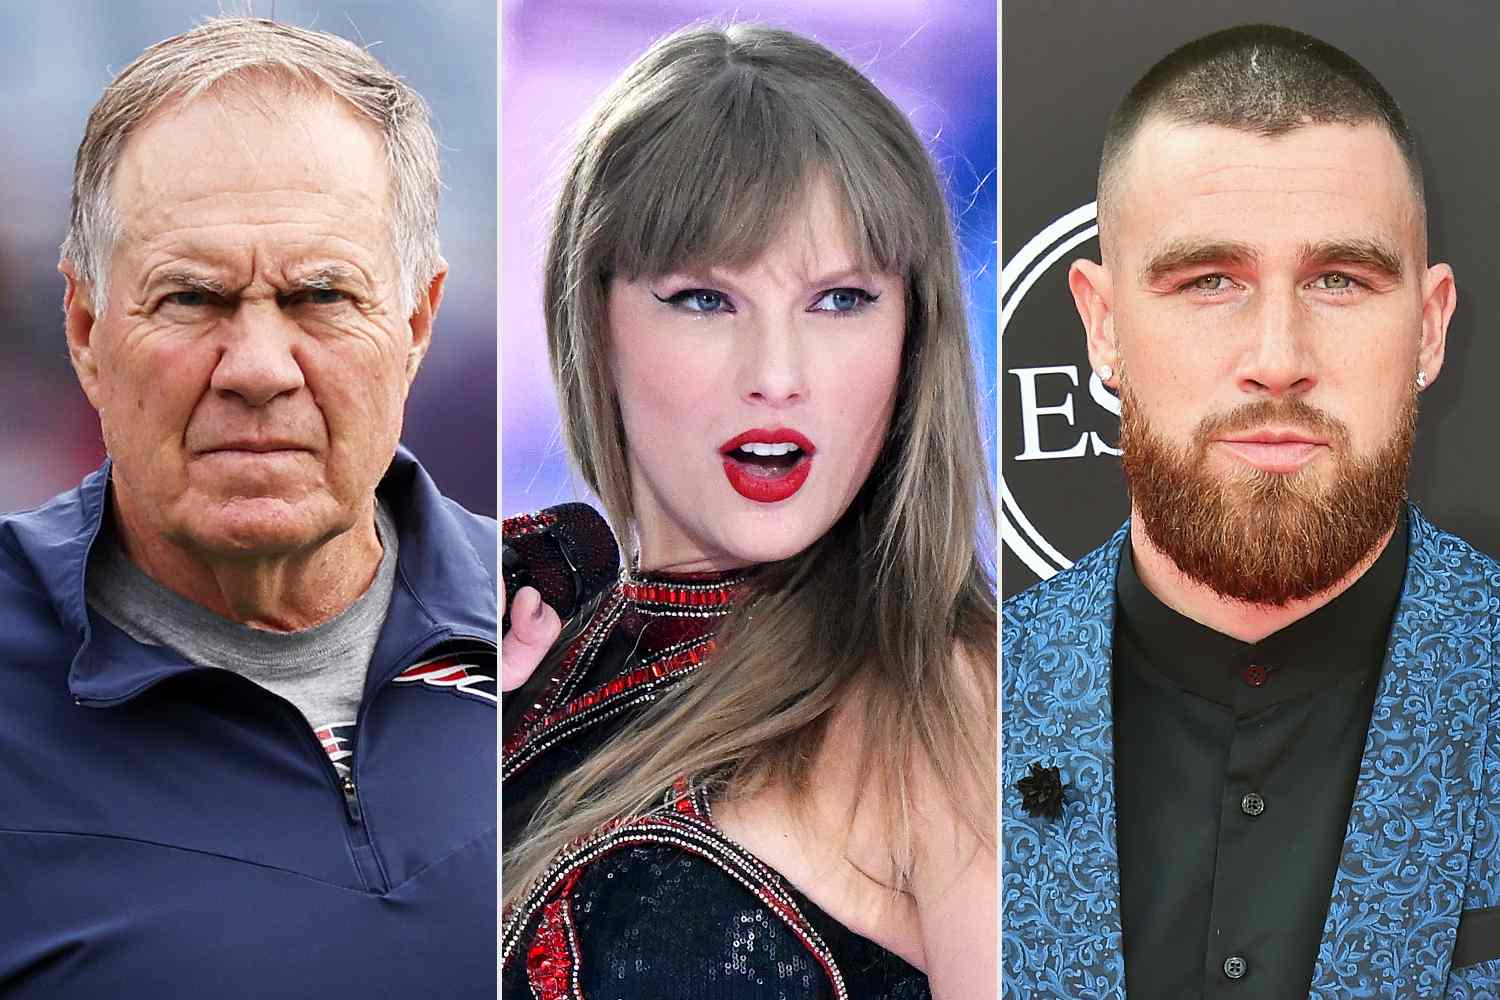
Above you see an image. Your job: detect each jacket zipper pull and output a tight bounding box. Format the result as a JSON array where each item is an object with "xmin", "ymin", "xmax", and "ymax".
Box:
[{"xmin": 340, "ymin": 774, "xmax": 362, "ymax": 824}]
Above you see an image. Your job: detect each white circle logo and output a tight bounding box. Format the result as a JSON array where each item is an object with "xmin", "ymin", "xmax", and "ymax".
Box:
[{"xmin": 1000, "ymin": 202, "xmax": 1100, "ymax": 580}]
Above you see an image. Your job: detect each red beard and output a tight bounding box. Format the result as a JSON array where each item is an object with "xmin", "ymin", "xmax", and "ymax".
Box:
[{"xmin": 1119, "ymin": 384, "xmax": 1414, "ymax": 606}]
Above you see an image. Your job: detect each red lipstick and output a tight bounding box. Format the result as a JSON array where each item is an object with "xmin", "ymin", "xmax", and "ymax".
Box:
[{"xmin": 718, "ymin": 428, "xmax": 816, "ymax": 503}]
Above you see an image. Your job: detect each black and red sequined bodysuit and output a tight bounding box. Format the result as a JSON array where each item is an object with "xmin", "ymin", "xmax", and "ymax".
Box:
[{"xmin": 501, "ymin": 514, "xmax": 929, "ymax": 999}]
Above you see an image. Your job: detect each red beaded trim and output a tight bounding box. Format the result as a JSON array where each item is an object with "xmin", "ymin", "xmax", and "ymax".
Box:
[
  {"xmin": 620, "ymin": 579, "xmax": 737, "ymax": 608},
  {"xmin": 564, "ymin": 640, "xmax": 715, "ymax": 713},
  {"xmin": 503, "ymin": 592, "xmax": 624, "ymax": 761},
  {"xmin": 502, "ymin": 637, "xmax": 715, "ymax": 780},
  {"xmin": 503, "ymin": 572, "xmax": 745, "ymax": 777},
  {"xmin": 501, "ymin": 509, "xmax": 558, "ymax": 541},
  {"xmin": 671, "ymin": 777, "xmax": 702, "ymax": 817},
  {"xmin": 526, "ymin": 869, "xmax": 583, "ymax": 999}
]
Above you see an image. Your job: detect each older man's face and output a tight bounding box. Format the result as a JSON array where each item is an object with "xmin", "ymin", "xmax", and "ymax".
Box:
[{"xmin": 72, "ymin": 89, "xmax": 431, "ymax": 560}]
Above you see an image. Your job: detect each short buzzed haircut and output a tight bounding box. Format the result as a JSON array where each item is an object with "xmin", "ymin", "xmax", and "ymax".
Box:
[{"xmin": 1097, "ymin": 24, "xmax": 1424, "ymax": 245}]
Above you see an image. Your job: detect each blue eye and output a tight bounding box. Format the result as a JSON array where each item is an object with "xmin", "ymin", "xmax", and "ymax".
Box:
[
  {"xmin": 163, "ymin": 290, "xmax": 213, "ymax": 308},
  {"xmin": 292, "ymin": 288, "xmax": 349, "ymax": 306},
  {"xmin": 654, "ymin": 288, "xmax": 731, "ymax": 313},
  {"xmin": 810, "ymin": 287, "xmax": 878, "ymax": 314}
]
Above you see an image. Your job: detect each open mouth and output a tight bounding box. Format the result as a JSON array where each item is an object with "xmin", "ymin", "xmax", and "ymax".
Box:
[
  {"xmin": 731, "ymin": 441, "xmax": 804, "ymax": 471},
  {"xmin": 719, "ymin": 430, "xmax": 815, "ymax": 503}
]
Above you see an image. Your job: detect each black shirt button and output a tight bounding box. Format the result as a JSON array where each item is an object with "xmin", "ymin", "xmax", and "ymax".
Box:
[
  {"xmin": 1243, "ymin": 663, "xmax": 1269, "ymax": 687},
  {"xmin": 1224, "ymin": 954, "xmax": 1249, "ymax": 980},
  {"xmin": 1241, "ymin": 792, "xmax": 1265, "ymax": 817}
]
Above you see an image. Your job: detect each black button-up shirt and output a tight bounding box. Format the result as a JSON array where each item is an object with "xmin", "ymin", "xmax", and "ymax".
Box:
[{"xmin": 1113, "ymin": 512, "xmax": 1408, "ymax": 997}]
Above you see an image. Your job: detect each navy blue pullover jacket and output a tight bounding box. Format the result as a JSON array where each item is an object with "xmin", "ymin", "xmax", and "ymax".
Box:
[{"xmin": 0, "ymin": 448, "xmax": 497, "ymax": 997}]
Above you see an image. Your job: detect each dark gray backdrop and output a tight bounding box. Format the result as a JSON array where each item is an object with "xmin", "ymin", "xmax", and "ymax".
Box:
[{"xmin": 1002, "ymin": 0, "xmax": 1498, "ymax": 598}]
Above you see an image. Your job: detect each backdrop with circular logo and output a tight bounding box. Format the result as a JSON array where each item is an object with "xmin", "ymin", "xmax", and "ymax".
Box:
[{"xmin": 1002, "ymin": 0, "xmax": 1500, "ymax": 598}]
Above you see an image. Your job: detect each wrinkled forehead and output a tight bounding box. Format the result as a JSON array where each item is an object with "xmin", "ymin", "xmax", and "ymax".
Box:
[
  {"xmin": 111, "ymin": 84, "xmax": 389, "ymax": 232},
  {"xmin": 111, "ymin": 86, "xmax": 393, "ymax": 256},
  {"xmin": 1105, "ymin": 118, "xmax": 1425, "ymax": 267}
]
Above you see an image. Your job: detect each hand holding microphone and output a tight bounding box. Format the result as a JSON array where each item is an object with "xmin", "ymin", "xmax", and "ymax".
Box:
[
  {"xmin": 502, "ymin": 584, "xmax": 561, "ymax": 692},
  {"xmin": 501, "ymin": 503, "xmax": 619, "ymax": 693}
]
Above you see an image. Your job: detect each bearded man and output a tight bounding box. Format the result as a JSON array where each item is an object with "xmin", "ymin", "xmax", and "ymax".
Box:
[{"xmin": 1002, "ymin": 25, "xmax": 1500, "ymax": 999}]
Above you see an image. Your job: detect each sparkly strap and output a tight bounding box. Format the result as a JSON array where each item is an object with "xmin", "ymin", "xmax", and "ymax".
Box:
[
  {"xmin": 502, "ymin": 810, "xmax": 849, "ymax": 999},
  {"xmin": 618, "ymin": 567, "xmax": 751, "ymax": 616}
]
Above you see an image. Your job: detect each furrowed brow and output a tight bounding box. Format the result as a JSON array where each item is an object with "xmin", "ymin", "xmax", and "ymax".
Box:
[
  {"xmin": 156, "ymin": 270, "xmax": 229, "ymax": 296},
  {"xmin": 288, "ymin": 265, "xmax": 360, "ymax": 291},
  {"xmin": 1140, "ymin": 240, "xmax": 1259, "ymax": 286},
  {"xmin": 1298, "ymin": 239, "xmax": 1405, "ymax": 280}
]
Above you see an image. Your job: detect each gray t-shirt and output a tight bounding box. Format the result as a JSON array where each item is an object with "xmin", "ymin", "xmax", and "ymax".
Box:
[{"xmin": 86, "ymin": 503, "xmax": 398, "ymax": 777}]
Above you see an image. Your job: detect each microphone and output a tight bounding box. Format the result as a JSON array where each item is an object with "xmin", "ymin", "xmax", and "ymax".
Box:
[
  {"xmin": 501, "ymin": 502, "xmax": 619, "ymax": 636},
  {"xmin": 501, "ymin": 503, "xmax": 618, "ymax": 744}
]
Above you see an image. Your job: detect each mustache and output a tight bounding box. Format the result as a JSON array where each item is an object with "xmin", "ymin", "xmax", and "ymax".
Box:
[
  {"xmin": 1192, "ymin": 398, "xmax": 1351, "ymax": 451},
  {"xmin": 1117, "ymin": 385, "xmax": 1413, "ymax": 606}
]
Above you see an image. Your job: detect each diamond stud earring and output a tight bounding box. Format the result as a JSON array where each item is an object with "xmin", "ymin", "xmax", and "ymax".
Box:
[
  {"xmin": 1416, "ymin": 371, "xmax": 1427, "ymax": 389},
  {"xmin": 1097, "ymin": 364, "xmax": 1114, "ymax": 381}
]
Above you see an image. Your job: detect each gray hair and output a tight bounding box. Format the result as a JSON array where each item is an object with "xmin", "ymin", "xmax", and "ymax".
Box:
[{"xmin": 61, "ymin": 16, "xmax": 442, "ymax": 314}]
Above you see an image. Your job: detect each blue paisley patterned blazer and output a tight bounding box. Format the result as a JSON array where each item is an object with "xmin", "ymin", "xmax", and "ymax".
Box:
[{"xmin": 1002, "ymin": 505, "xmax": 1500, "ymax": 998}]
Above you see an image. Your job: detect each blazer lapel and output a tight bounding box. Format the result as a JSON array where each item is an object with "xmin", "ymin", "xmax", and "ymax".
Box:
[
  {"xmin": 1310, "ymin": 507, "xmax": 1494, "ymax": 998},
  {"xmin": 1003, "ymin": 524, "xmax": 1128, "ymax": 998}
]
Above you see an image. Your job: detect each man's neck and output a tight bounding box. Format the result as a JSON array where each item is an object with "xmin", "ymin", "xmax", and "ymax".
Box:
[
  {"xmin": 1127, "ymin": 507, "xmax": 1398, "ymax": 644},
  {"xmin": 112, "ymin": 506, "xmax": 384, "ymax": 633}
]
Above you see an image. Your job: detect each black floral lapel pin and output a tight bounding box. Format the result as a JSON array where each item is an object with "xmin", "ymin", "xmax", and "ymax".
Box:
[{"xmin": 1017, "ymin": 761, "xmax": 1067, "ymax": 820}]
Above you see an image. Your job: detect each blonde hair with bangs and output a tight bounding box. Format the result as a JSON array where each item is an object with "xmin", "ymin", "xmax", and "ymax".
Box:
[{"xmin": 506, "ymin": 21, "xmax": 995, "ymax": 910}]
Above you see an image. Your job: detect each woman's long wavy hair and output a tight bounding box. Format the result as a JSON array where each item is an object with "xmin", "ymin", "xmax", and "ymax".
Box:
[{"xmin": 505, "ymin": 22, "xmax": 996, "ymax": 908}]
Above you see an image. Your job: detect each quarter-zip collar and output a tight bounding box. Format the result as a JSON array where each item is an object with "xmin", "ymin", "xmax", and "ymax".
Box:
[{"xmin": 16, "ymin": 446, "xmax": 496, "ymax": 707}]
